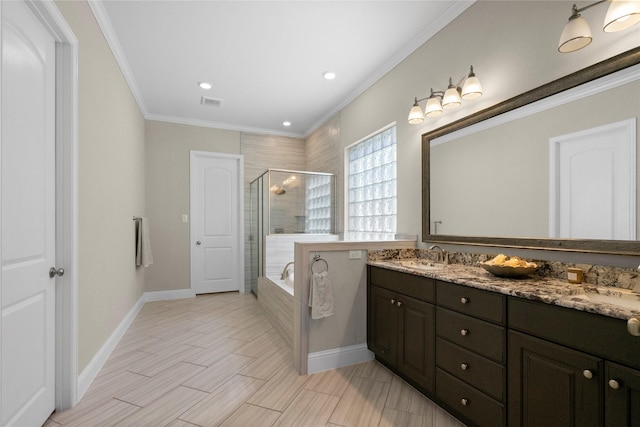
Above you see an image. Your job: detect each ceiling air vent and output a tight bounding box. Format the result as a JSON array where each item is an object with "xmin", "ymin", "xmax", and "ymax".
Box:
[{"xmin": 200, "ymin": 96, "xmax": 223, "ymax": 107}]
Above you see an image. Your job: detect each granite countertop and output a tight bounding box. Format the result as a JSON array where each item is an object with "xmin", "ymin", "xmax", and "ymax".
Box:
[{"xmin": 368, "ymin": 259, "xmax": 640, "ymax": 321}]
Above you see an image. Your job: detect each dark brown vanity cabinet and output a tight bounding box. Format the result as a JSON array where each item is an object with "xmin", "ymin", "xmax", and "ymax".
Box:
[
  {"xmin": 508, "ymin": 330, "xmax": 602, "ymax": 427},
  {"xmin": 367, "ymin": 266, "xmax": 436, "ymax": 393},
  {"xmin": 605, "ymin": 362, "xmax": 640, "ymax": 427},
  {"xmin": 509, "ymin": 297, "xmax": 640, "ymax": 427},
  {"xmin": 435, "ymin": 281, "xmax": 507, "ymax": 427},
  {"xmin": 368, "ymin": 266, "xmax": 640, "ymax": 427}
]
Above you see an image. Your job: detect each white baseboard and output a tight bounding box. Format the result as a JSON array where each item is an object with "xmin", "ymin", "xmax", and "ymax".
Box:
[
  {"xmin": 307, "ymin": 343, "xmax": 374, "ymax": 374},
  {"xmin": 76, "ymin": 293, "xmax": 146, "ymax": 400},
  {"xmin": 144, "ymin": 288, "xmax": 196, "ymax": 302},
  {"xmin": 76, "ymin": 288, "xmax": 195, "ymax": 400}
]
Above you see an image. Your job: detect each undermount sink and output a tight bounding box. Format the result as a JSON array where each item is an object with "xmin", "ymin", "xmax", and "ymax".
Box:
[
  {"xmin": 390, "ymin": 259, "xmax": 445, "ymax": 271},
  {"xmin": 578, "ymin": 287, "xmax": 640, "ymax": 311}
]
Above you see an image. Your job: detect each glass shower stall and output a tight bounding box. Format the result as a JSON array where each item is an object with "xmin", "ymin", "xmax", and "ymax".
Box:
[{"xmin": 247, "ymin": 169, "xmax": 336, "ymax": 294}]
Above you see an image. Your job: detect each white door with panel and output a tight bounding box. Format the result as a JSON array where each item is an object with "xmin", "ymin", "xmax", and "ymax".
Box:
[
  {"xmin": 550, "ymin": 119, "xmax": 636, "ymax": 240},
  {"xmin": 1, "ymin": 1, "xmax": 57, "ymax": 425},
  {"xmin": 191, "ymin": 152, "xmax": 244, "ymax": 294}
]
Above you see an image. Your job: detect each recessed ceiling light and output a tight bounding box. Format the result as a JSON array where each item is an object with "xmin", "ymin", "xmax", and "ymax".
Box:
[
  {"xmin": 282, "ymin": 121, "xmax": 292, "ymax": 127},
  {"xmin": 198, "ymin": 81, "xmax": 212, "ymax": 90},
  {"xmin": 323, "ymin": 71, "xmax": 336, "ymax": 80}
]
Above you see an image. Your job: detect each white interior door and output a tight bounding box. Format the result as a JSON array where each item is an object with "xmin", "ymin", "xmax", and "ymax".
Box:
[
  {"xmin": 190, "ymin": 152, "xmax": 244, "ymax": 294},
  {"xmin": 550, "ymin": 119, "xmax": 636, "ymax": 240},
  {"xmin": 1, "ymin": 1, "xmax": 57, "ymax": 425}
]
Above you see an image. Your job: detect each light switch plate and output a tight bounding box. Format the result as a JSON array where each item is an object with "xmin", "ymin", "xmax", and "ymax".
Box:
[
  {"xmin": 182, "ymin": 214, "xmax": 189, "ymax": 223},
  {"xmin": 349, "ymin": 250, "xmax": 362, "ymax": 260}
]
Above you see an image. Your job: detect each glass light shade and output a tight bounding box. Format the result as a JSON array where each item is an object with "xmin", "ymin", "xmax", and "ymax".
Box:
[
  {"xmin": 425, "ymin": 97, "xmax": 443, "ymax": 117},
  {"xmin": 558, "ymin": 15, "xmax": 593, "ymax": 52},
  {"xmin": 442, "ymin": 86, "xmax": 461, "ymax": 109},
  {"xmin": 603, "ymin": 0, "xmax": 640, "ymax": 32},
  {"xmin": 407, "ymin": 103, "xmax": 424, "ymax": 124},
  {"xmin": 461, "ymin": 75, "xmax": 482, "ymax": 100}
]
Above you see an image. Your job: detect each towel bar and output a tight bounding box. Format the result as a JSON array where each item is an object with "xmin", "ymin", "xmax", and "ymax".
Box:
[{"xmin": 311, "ymin": 254, "xmax": 328, "ymax": 274}]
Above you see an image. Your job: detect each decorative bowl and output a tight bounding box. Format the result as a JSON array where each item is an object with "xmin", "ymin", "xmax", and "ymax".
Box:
[{"xmin": 479, "ymin": 262, "xmax": 537, "ymax": 278}]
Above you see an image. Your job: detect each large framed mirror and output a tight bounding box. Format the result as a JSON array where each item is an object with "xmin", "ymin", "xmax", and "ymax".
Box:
[{"xmin": 422, "ymin": 46, "xmax": 640, "ymax": 255}]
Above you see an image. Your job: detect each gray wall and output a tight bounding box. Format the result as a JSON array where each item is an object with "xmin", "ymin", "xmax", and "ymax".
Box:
[
  {"xmin": 144, "ymin": 121, "xmax": 241, "ymax": 292},
  {"xmin": 337, "ymin": 1, "xmax": 639, "ymax": 246},
  {"xmin": 56, "ymin": 0, "xmax": 147, "ymax": 372}
]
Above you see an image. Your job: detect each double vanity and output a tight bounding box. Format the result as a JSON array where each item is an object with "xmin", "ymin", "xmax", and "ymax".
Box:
[{"xmin": 367, "ymin": 253, "xmax": 640, "ymax": 427}]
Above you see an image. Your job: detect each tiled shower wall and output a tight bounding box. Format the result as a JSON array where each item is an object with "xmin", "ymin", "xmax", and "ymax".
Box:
[
  {"xmin": 305, "ymin": 115, "xmax": 342, "ymax": 233},
  {"xmin": 241, "ymin": 133, "xmax": 306, "ymax": 292}
]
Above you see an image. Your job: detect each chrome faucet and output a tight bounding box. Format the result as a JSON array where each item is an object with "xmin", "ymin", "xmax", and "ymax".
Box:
[
  {"xmin": 429, "ymin": 244, "xmax": 447, "ymax": 264},
  {"xmin": 280, "ymin": 262, "xmax": 295, "ymax": 280}
]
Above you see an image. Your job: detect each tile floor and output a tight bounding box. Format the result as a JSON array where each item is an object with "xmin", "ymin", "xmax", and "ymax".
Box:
[{"xmin": 47, "ymin": 292, "xmax": 464, "ymax": 427}]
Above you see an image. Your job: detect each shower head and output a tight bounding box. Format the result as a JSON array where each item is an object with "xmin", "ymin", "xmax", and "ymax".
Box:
[{"xmin": 271, "ymin": 185, "xmax": 286, "ymax": 195}]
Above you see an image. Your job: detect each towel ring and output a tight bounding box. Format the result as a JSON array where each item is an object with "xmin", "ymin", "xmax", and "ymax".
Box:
[{"xmin": 311, "ymin": 254, "xmax": 328, "ymax": 274}]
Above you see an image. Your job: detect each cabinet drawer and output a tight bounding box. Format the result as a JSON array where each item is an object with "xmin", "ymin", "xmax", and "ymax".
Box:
[
  {"xmin": 436, "ymin": 281, "xmax": 505, "ymax": 324},
  {"xmin": 508, "ymin": 297, "xmax": 640, "ymax": 370},
  {"xmin": 436, "ymin": 308, "xmax": 505, "ymax": 363},
  {"xmin": 436, "ymin": 368, "xmax": 505, "ymax": 427},
  {"xmin": 369, "ymin": 266, "xmax": 435, "ymax": 303},
  {"xmin": 436, "ymin": 337, "xmax": 505, "ymax": 402}
]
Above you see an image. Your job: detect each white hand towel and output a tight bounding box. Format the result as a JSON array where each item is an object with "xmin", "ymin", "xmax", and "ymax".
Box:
[
  {"xmin": 135, "ymin": 217, "xmax": 154, "ymax": 267},
  {"xmin": 308, "ymin": 271, "xmax": 335, "ymax": 319}
]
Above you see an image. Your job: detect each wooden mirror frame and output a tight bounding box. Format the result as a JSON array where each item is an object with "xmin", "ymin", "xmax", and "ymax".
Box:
[{"xmin": 422, "ymin": 46, "xmax": 640, "ymax": 255}]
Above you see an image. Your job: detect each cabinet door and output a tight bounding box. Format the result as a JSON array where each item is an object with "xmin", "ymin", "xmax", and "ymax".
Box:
[
  {"xmin": 369, "ymin": 285, "xmax": 398, "ymax": 366},
  {"xmin": 398, "ymin": 295, "xmax": 435, "ymax": 393},
  {"xmin": 605, "ymin": 362, "xmax": 640, "ymax": 427},
  {"xmin": 508, "ymin": 331, "xmax": 602, "ymax": 427}
]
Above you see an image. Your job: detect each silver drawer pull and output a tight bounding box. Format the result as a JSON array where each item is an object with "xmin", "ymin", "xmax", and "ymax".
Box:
[
  {"xmin": 460, "ymin": 363, "xmax": 469, "ymax": 370},
  {"xmin": 390, "ymin": 299, "xmax": 396, "ymax": 305},
  {"xmin": 397, "ymin": 301, "xmax": 403, "ymax": 307},
  {"xmin": 608, "ymin": 379, "xmax": 620, "ymax": 389},
  {"xmin": 583, "ymin": 370, "xmax": 594, "ymax": 379},
  {"xmin": 460, "ymin": 329, "xmax": 469, "ymax": 336},
  {"xmin": 461, "ymin": 398, "xmax": 469, "ymax": 406},
  {"xmin": 460, "ymin": 297, "xmax": 469, "ymax": 304}
]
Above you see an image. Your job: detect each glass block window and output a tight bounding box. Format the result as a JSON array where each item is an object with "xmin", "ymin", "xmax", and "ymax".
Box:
[
  {"xmin": 346, "ymin": 125, "xmax": 397, "ymax": 240},
  {"xmin": 305, "ymin": 174, "xmax": 335, "ymax": 233}
]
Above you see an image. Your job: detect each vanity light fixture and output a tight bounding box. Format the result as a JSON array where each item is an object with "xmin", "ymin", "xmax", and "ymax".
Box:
[
  {"xmin": 558, "ymin": 0, "xmax": 640, "ymax": 53},
  {"xmin": 407, "ymin": 65, "xmax": 482, "ymax": 125}
]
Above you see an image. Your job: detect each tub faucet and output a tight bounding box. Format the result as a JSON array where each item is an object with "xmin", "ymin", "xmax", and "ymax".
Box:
[
  {"xmin": 429, "ymin": 245, "xmax": 447, "ymax": 264},
  {"xmin": 280, "ymin": 262, "xmax": 295, "ymax": 280}
]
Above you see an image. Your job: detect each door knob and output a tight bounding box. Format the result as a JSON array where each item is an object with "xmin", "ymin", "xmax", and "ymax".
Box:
[
  {"xmin": 196, "ymin": 241, "xmax": 202, "ymax": 246},
  {"xmin": 49, "ymin": 267, "xmax": 65, "ymax": 278}
]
